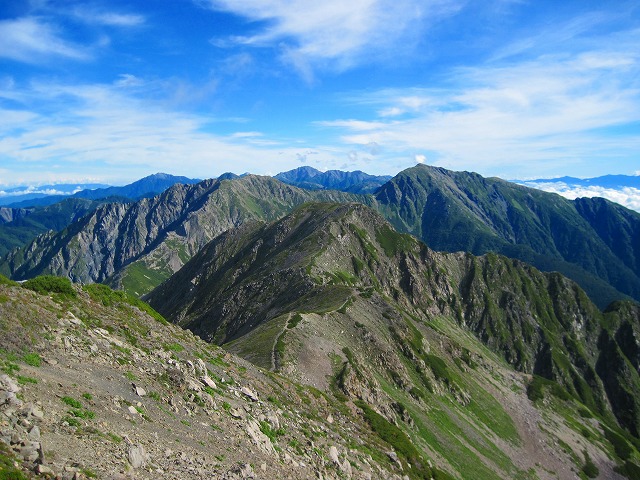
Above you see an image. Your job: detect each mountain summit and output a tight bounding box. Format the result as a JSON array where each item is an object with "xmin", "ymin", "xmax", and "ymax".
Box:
[{"xmin": 374, "ymin": 164, "xmax": 640, "ymax": 308}]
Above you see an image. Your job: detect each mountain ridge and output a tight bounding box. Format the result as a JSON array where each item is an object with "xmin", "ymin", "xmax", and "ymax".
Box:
[
  {"xmin": 3, "ymin": 176, "xmax": 371, "ymax": 296},
  {"xmin": 147, "ymin": 201, "xmax": 640, "ymax": 478},
  {"xmin": 374, "ymin": 164, "xmax": 640, "ymax": 308}
]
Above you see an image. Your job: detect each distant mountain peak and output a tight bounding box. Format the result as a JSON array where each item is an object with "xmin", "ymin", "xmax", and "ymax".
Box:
[{"xmin": 275, "ymin": 165, "xmax": 391, "ymax": 194}]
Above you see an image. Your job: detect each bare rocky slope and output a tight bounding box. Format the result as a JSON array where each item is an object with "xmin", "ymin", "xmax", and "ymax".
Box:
[
  {"xmin": 0, "ymin": 276, "xmax": 421, "ymax": 479},
  {"xmin": 147, "ymin": 202, "xmax": 640, "ymax": 479},
  {"xmin": 3, "ymin": 176, "xmax": 369, "ymax": 297}
]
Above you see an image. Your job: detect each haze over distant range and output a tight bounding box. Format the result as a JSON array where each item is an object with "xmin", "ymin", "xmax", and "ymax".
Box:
[{"xmin": 1, "ymin": 0, "xmax": 639, "ymax": 187}]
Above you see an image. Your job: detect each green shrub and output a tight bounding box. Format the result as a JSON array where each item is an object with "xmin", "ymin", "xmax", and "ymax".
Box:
[
  {"xmin": 424, "ymin": 354, "xmax": 450, "ymax": 383},
  {"xmin": 0, "ymin": 274, "xmax": 18, "ymax": 287},
  {"xmin": 604, "ymin": 427, "xmax": 633, "ymax": 460},
  {"xmin": 0, "ymin": 442, "xmax": 29, "ymax": 480},
  {"xmin": 23, "ymin": 352, "xmax": 41, "ymax": 367},
  {"xmin": 616, "ymin": 461, "xmax": 640, "ymax": 479},
  {"xmin": 83, "ymin": 283, "xmax": 168, "ymax": 324},
  {"xmin": 582, "ymin": 451, "xmax": 599, "ymax": 478},
  {"xmin": 163, "ymin": 342, "xmax": 184, "ymax": 353},
  {"xmin": 356, "ymin": 400, "xmax": 433, "ymax": 479},
  {"xmin": 83, "ymin": 283, "xmax": 128, "ymax": 305},
  {"xmin": 259, "ymin": 421, "xmax": 285, "ymax": 443},
  {"xmin": 526, "ymin": 375, "xmax": 572, "ymax": 402},
  {"xmin": 61, "ymin": 396, "xmax": 82, "ymax": 409},
  {"xmin": 22, "ymin": 275, "xmax": 76, "ymax": 297}
]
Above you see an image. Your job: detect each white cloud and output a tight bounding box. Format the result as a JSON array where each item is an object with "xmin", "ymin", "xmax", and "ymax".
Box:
[
  {"xmin": 201, "ymin": 0, "xmax": 464, "ymax": 72},
  {"xmin": 115, "ymin": 74, "xmax": 144, "ymax": 88},
  {"xmin": 0, "ymin": 17, "xmax": 89, "ymax": 63},
  {"xmin": 520, "ymin": 182, "xmax": 640, "ymax": 213},
  {"xmin": 0, "ymin": 80, "xmax": 350, "ymax": 183},
  {"xmin": 72, "ymin": 9, "xmax": 145, "ymax": 27},
  {"xmin": 319, "ymin": 29, "xmax": 640, "ymax": 178},
  {"xmin": 415, "ymin": 154, "xmax": 426, "ymax": 164}
]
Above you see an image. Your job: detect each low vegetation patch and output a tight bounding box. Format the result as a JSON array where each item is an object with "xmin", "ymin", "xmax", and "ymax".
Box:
[
  {"xmin": 0, "ymin": 442, "xmax": 29, "ymax": 480},
  {"xmin": 83, "ymin": 283, "xmax": 168, "ymax": 325},
  {"xmin": 0, "ymin": 274, "xmax": 18, "ymax": 287},
  {"xmin": 22, "ymin": 275, "xmax": 76, "ymax": 297},
  {"xmin": 581, "ymin": 450, "xmax": 599, "ymax": 478},
  {"xmin": 526, "ymin": 375, "xmax": 571, "ymax": 402},
  {"xmin": 22, "ymin": 352, "xmax": 41, "ymax": 367},
  {"xmin": 355, "ymin": 400, "xmax": 453, "ymax": 480}
]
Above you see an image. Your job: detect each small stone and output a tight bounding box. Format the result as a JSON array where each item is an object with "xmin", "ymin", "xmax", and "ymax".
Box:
[
  {"xmin": 21, "ymin": 404, "xmax": 44, "ymax": 419},
  {"xmin": 239, "ymin": 463, "xmax": 254, "ymax": 479},
  {"xmin": 0, "ymin": 375, "xmax": 20, "ymax": 393},
  {"xmin": 186, "ymin": 378, "xmax": 202, "ymax": 392},
  {"xmin": 327, "ymin": 414, "xmax": 334, "ymax": 424},
  {"xmin": 229, "ymin": 408, "xmax": 243, "ymax": 419},
  {"xmin": 329, "ymin": 446, "xmax": 340, "ymax": 465},
  {"xmin": 135, "ymin": 386, "xmax": 146, "ymax": 397},
  {"xmin": 36, "ymin": 464, "xmax": 55, "ymax": 475},
  {"xmin": 27, "ymin": 425, "xmax": 40, "ymax": 442},
  {"xmin": 195, "ymin": 358, "xmax": 207, "ymax": 376},
  {"xmin": 127, "ymin": 405, "xmax": 138, "ymax": 415},
  {"xmin": 128, "ymin": 444, "xmax": 147, "ymax": 469},
  {"xmin": 20, "ymin": 445, "xmax": 39, "ymax": 462},
  {"xmin": 201, "ymin": 376, "xmax": 217, "ymax": 389},
  {"xmin": 240, "ymin": 386, "xmax": 258, "ymax": 402}
]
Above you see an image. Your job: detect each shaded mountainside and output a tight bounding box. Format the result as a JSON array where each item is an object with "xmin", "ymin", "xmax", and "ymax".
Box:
[
  {"xmin": 3, "ymin": 176, "xmax": 370, "ymax": 296},
  {"xmin": 0, "ymin": 197, "xmax": 128, "ymax": 261},
  {"xmin": 375, "ymin": 164, "xmax": 640, "ymax": 308},
  {"xmin": 0, "ymin": 207, "xmax": 31, "ymax": 225},
  {"xmin": 276, "ymin": 166, "xmax": 391, "ymax": 194},
  {"xmin": 0, "ymin": 275, "xmax": 434, "ymax": 480},
  {"xmin": 148, "ymin": 202, "xmax": 640, "ymax": 479}
]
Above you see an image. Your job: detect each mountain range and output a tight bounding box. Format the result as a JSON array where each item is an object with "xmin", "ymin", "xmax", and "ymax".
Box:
[
  {"xmin": 0, "ymin": 182, "xmax": 109, "ymax": 207},
  {"xmin": 275, "ymin": 166, "xmax": 392, "ymax": 194},
  {"xmin": 2, "ymin": 165, "xmax": 640, "ymax": 478},
  {"xmin": 1, "ymin": 175, "xmax": 370, "ymax": 296},
  {"xmin": 3, "ymin": 165, "xmax": 640, "ymax": 311},
  {"xmin": 3, "ymin": 173, "xmax": 200, "ymax": 209},
  {"xmin": 0, "ymin": 173, "xmax": 201, "ymax": 263},
  {"xmin": 375, "ymin": 165, "xmax": 640, "ymax": 308},
  {"xmin": 517, "ymin": 174, "xmax": 640, "ymax": 213}
]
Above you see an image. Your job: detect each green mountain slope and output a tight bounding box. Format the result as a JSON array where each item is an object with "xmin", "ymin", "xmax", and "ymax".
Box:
[
  {"xmin": 0, "ymin": 197, "xmax": 121, "ymax": 261},
  {"xmin": 3, "ymin": 176, "xmax": 370, "ymax": 296},
  {"xmin": 374, "ymin": 164, "xmax": 640, "ymax": 308},
  {"xmin": 147, "ymin": 202, "xmax": 640, "ymax": 479}
]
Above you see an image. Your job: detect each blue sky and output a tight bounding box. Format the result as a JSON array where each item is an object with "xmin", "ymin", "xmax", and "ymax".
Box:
[{"xmin": 0, "ymin": 0, "xmax": 639, "ymax": 187}]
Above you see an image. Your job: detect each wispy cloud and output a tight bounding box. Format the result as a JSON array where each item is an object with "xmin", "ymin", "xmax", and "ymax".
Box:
[
  {"xmin": 201, "ymin": 0, "xmax": 464, "ymax": 74},
  {"xmin": 70, "ymin": 8, "xmax": 145, "ymax": 27},
  {"xmin": 0, "ymin": 17, "xmax": 90, "ymax": 63},
  {"xmin": 0, "ymin": 79, "xmax": 341, "ymax": 185},
  {"xmin": 318, "ymin": 25, "xmax": 640, "ymax": 178}
]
